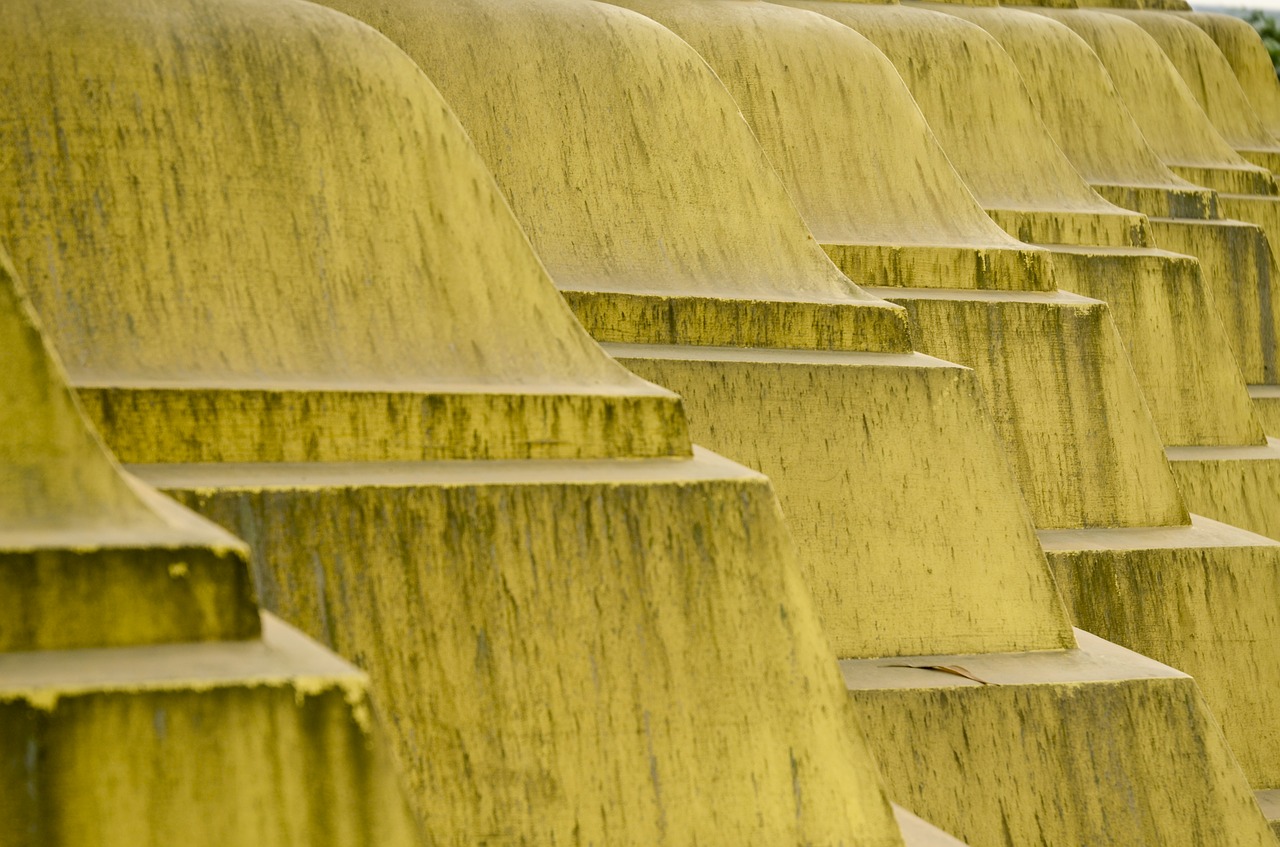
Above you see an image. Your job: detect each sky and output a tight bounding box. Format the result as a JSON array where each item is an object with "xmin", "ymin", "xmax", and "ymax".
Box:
[{"xmin": 1191, "ymin": 0, "xmax": 1280, "ymax": 12}]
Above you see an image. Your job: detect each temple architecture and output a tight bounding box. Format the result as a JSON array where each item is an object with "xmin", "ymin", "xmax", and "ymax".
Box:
[{"xmin": 4, "ymin": 0, "xmax": 1280, "ymax": 845}]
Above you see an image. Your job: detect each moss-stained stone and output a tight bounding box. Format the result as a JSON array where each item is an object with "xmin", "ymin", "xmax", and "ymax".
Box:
[
  {"xmin": 931, "ymin": 5, "xmax": 1280, "ymax": 386},
  {"xmin": 1168, "ymin": 441, "xmax": 1280, "ymax": 539},
  {"xmin": 610, "ymin": 345, "xmax": 1074, "ymax": 659},
  {"xmin": 734, "ymin": 0, "xmax": 1280, "ymax": 795},
  {"xmin": 1254, "ymin": 386, "xmax": 1280, "ymax": 437},
  {"xmin": 881, "ymin": 289, "xmax": 1187, "ymax": 529},
  {"xmin": 0, "ymin": 0, "xmax": 919, "ymax": 843},
  {"xmin": 0, "ymin": 0, "xmax": 686, "ymax": 463},
  {"xmin": 997, "ymin": 243, "xmax": 1264, "ymax": 446},
  {"xmin": 1039, "ymin": 8, "xmax": 1277, "ymax": 196},
  {"xmin": 75, "ymin": 387, "xmax": 689, "ymax": 464},
  {"xmin": 0, "ymin": 252, "xmax": 259, "ymax": 652},
  {"xmin": 911, "ymin": 3, "xmax": 1280, "ymax": 563},
  {"xmin": 317, "ymin": 0, "xmax": 1280, "ymax": 841},
  {"xmin": 1183, "ymin": 11, "xmax": 1280, "ymax": 141},
  {"xmin": 799, "ymin": 1, "xmax": 1272, "ymax": 440},
  {"xmin": 150, "ymin": 453, "xmax": 905, "ymax": 847},
  {"xmin": 561, "ymin": 290, "xmax": 911, "ymax": 352},
  {"xmin": 0, "ymin": 244, "xmax": 421, "ymax": 842},
  {"xmin": 1041, "ymin": 518, "xmax": 1280, "ymax": 787},
  {"xmin": 844, "ymin": 631, "xmax": 1275, "ymax": 847},
  {"xmin": 1114, "ymin": 10, "xmax": 1280, "ymax": 175},
  {"xmin": 1146, "ymin": 215, "xmax": 1279, "ymax": 385},
  {"xmin": 784, "ymin": 2, "xmax": 1153, "ymax": 241},
  {"xmin": 1, "ymin": 616, "xmax": 425, "ymax": 847}
]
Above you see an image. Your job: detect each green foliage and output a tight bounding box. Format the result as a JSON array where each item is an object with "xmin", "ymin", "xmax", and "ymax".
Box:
[{"xmin": 1245, "ymin": 10, "xmax": 1280, "ymax": 77}]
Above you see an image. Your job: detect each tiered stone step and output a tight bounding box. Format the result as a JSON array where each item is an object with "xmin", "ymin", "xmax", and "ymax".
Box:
[
  {"xmin": 601, "ymin": 0, "xmax": 1280, "ymax": 818},
  {"xmin": 322, "ymin": 0, "xmax": 1279, "ymax": 842},
  {"xmin": 843, "ymin": 630, "xmax": 1268, "ymax": 846},
  {"xmin": 0, "ymin": 0, "xmax": 922, "ymax": 844},
  {"xmin": 0, "ymin": 247, "xmax": 421, "ymax": 846},
  {"xmin": 1, "ymin": 614, "xmax": 422, "ymax": 845}
]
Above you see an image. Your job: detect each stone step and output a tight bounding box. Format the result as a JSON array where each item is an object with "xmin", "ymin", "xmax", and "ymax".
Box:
[
  {"xmin": 1040, "ymin": 516, "xmax": 1280, "ymax": 788},
  {"xmin": 0, "ymin": 613, "xmax": 422, "ymax": 846},
  {"xmin": 843, "ymin": 629, "xmax": 1275, "ymax": 846}
]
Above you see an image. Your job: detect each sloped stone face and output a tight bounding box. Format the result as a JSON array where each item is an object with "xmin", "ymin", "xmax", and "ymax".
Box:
[
  {"xmin": 845, "ymin": 633, "xmax": 1276, "ymax": 847},
  {"xmin": 1033, "ymin": 243, "xmax": 1265, "ymax": 447},
  {"xmin": 0, "ymin": 204, "xmax": 420, "ymax": 847},
  {"xmin": 325, "ymin": 0, "xmax": 910, "ymax": 351},
  {"xmin": 0, "ymin": 1, "xmax": 914, "ymax": 845},
  {"xmin": 886, "ymin": 290, "xmax": 1188, "ymax": 529},
  {"xmin": 1116, "ymin": 10, "xmax": 1280, "ymax": 162},
  {"xmin": 0, "ymin": 616, "xmax": 424, "ymax": 847},
  {"xmin": 1041, "ymin": 8, "xmax": 1276, "ymax": 195},
  {"xmin": 1041, "ymin": 517, "xmax": 1280, "ymax": 788},
  {"xmin": 9, "ymin": 0, "xmax": 1280, "ymax": 844},
  {"xmin": 613, "ymin": 347, "xmax": 1076, "ymax": 659},
  {"xmin": 152, "ymin": 453, "xmax": 906, "ymax": 847},
  {"xmin": 317, "ymin": 2, "xmax": 1280, "ymax": 837},
  {"xmin": 1185, "ymin": 11, "xmax": 1280, "ymax": 140},
  {"xmin": 1145, "ymin": 215, "xmax": 1279, "ymax": 386},
  {"xmin": 0, "ymin": 248, "xmax": 261, "ymax": 651},
  {"xmin": 0, "ymin": 0, "xmax": 685, "ymax": 463}
]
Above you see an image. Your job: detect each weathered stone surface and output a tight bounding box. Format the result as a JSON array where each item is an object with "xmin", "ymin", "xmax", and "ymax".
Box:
[
  {"xmin": 0, "ymin": 0, "xmax": 913, "ymax": 844},
  {"xmin": 0, "ymin": 242, "xmax": 421, "ymax": 845},
  {"xmin": 310, "ymin": 0, "xmax": 1279, "ymax": 842}
]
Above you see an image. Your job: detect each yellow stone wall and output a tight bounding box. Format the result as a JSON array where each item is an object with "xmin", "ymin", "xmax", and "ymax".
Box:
[
  {"xmin": 1042, "ymin": 8, "xmax": 1277, "ymax": 195},
  {"xmin": 1039, "ymin": 244, "xmax": 1264, "ymax": 446},
  {"xmin": 1146, "ymin": 215, "xmax": 1279, "ymax": 385},
  {"xmin": 930, "ymin": 4, "xmax": 1214, "ymax": 219},
  {"xmin": 886, "ymin": 290, "xmax": 1188, "ymax": 528},
  {"xmin": 613, "ymin": 346, "xmax": 1075, "ymax": 658},
  {"xmin": 1185, "ymin": 11, "xmax": 1280, "ymax": 140},
  {"xmin": 785, "ymin": 2, "xmax": 1142, "ymax": 241},
  {"xmin": 0, "ymin": 252, "xmax": 159, "ymax": 532},
  {"xmin": 10, "ymin": 0, "xmax": 1280, "ymax": 842},
  {"xmin": 0, "ymin": 0, "xmax": 685, "ymax": 463},
  {"xmin": 1041, "ymin": 519, "xmax": 1280, "ymax": 786},
  {"xmin": 1, "ymin": 625, "xmax": 426, "ymax": 847},
  {"xmin": 317, "ymin": 0, "xmax": 903, "ymax": 325},
  {"xmin": 849, "ymin": 666, "xmax": 1273, "ymax": 846},
  {"xmin": 0, "ymin": 250, "xmax": 260, "ymax": 652},
  {"xmin": 158, "ymin": 454, "xmax": 905, "ymax": 847},
  {"xmin": 0, "ymin": 1, "xmax": 917, "ymax": 844},
  {"xmin": 0, "ymin": 221, "xmax": 422, "ymax": 845},
  {"xmin": 1117, "ymin": 10, "xmax": 1280, "ymax": 172},
  {"xmin": 749, "ymin": 0, "xmax": 1270, "ymax": 460}
]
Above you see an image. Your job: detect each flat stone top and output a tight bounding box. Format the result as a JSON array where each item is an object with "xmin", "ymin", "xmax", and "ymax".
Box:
[
  {"xmin": 606, "ymin": 344, "xmax": 962, "ymax": 368},
  {"xmin": 1256, "ymin": 790, "xmax": 1280, "ymax": 822},
  {"xmin": 841, "ymin": 629, "xmax": 1186, "ymax": 691},
  {"xmin": 0, "ymin": 614, "xmax": 360, "ymax": 704},
  {"xmin": 133, "ymin": 446, "xmax": 767, "ymax": 492},
  {"xmin": 1165, "ymin": 436, "xmax": 1280, "ymax": 463},
  {"xmin": 893, "ymin": 807, "xmax": 971, "ymax": 847},
  {"xmin": 1038, "ymin": 513, "xmax": 1280, "ymax": 552}
]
